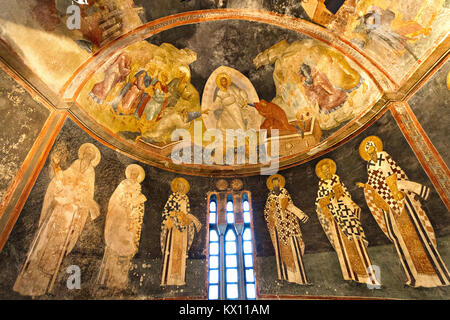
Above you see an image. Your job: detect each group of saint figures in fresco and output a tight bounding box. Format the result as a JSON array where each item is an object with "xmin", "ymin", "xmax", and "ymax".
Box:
[
  {"xmin": 12, "ymin": 135, "xmax": 450, "ymax": 297},
  {"xmin": 13, "ymin": 144, "xmax": 202, "ymax": 296},
  {"xmin": 264, "ymin": 136, "xmax": 450, "ymax": 288}
]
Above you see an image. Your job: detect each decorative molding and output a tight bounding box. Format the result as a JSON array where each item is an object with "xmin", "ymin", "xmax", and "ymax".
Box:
[
  {"xmin": 390, "ymin": 102, "xmax": 450, "ymax": 209},
  {"xmin": 0, "ymin": 111, "xmax": 66, "ymax": 252}
]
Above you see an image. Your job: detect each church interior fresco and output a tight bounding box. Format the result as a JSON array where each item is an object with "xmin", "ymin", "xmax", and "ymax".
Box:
[{"xmin": 0, "ymin": 0, "xmax": 449, "ymax": 300}]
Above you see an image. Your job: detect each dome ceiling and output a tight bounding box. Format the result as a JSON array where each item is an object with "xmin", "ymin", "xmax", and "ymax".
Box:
[{"xmin": 1, "ymin": 1, "xmax": 448, "ymax": 176}]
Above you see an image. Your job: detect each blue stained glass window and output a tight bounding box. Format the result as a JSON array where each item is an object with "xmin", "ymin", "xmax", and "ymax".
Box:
[
  {"xmin": 245, "ymin": 269, "xmax": 255, "ymax": 282},
  {"xmin": 243, "ymin": 200, "xmax": 250, "ymax": 212},
  {"xmin": 210, "ymin": 230, "xmax": 219, "ymax": 242},
  {"xmin": 244, "ymin": 254, "xmax": 253, "ymax": 268},
  {"xmin": 226, "ymin": 255, "xmax": 237, "ymax": 268},
  {"xmin": 209, "ymin": 255, "xmax": 219, "ymax": 269},
  {"xmin": 225, "ymin": 230, "xmax": 236, "ymax": 241},
  {"xmin": 242, "ymin": 195, "xmax": 256, "ymax": 300},
  {"xmin": 210, "ymin": 242, "xmax": 219, "ymax": 255},
  {"xmin": 246, "ymin": 283, "xmax": 256, "ymax": 299},
  {"xmin": 226, "ymin": 269, "xmax": 238, "ymax": 283},
  {"xmin": 209, "ymin": 269, "xmax": 219, "ymax": 284},
  {"xmin": 209, "ymin": 285, "xmax": 219, "ymax": 300},
  {"xmin": 209, "ymin": 196, "xmax": 217, "ymax": 224},
  {"xmin": 243, "ymin": 241, "xmax": 253, "ymax": 254},
  {"xmin": 208, "ymin": 192, "xmax": 257, "ymax": 300},
  {"xmin": 226, "ymin": 284, "xmax": 239, "ymax": 299},
  {"xmin": 208, "ymin": 195, "xmax": 220, "ymax": 300},
  {"xmin": 243, "ymin": 228, "xmax": 252, "ymax": 241}
]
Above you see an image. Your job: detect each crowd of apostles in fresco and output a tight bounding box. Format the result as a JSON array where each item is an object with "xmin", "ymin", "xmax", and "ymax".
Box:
[{"xmin": 11, "ymin": 135, "xmax": 449, "ymax": 297}]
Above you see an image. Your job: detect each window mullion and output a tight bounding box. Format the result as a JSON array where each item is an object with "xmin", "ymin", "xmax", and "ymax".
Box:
[{"xmin": 235, "ymin": 226, "xmax": 246, "ymax": 300}]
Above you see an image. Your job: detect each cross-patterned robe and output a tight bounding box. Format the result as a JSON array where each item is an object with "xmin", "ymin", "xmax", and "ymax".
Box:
[
  {"xmin": 160, "ymin": 192, "xmax": 196, "ymax": 286},
  {"xmin": 315, "ymin": 174, "xmax": 379, "ymax": 285},
  {"xmin": 264, "ymin": 188, "xmax": 309, "ymax": 285},
  {"xmin": 364, "ymin": 151, "xmax": 450, "ymax": 287}
]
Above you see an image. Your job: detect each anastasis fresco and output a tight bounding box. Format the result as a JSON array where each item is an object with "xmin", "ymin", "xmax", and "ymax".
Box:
[
  {"xmin": 71, "ymin": 17, "xmax": 384, "ymax": 172},
  {"xmin": 0, "ymin": 0, "xmax": 448, "ymax": 302},
  {"xmin": 0, "ymin": 0, "xmax": 448, "ymax": 174}
]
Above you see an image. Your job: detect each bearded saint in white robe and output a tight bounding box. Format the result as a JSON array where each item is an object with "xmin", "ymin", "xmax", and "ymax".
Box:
[
  {"xmin": 13, "ymin": 143, "xmax": 101, "ymax": 296},
  {"xmin": 96, "ymin": 164, "xmax": 146, "ymax": 290}
]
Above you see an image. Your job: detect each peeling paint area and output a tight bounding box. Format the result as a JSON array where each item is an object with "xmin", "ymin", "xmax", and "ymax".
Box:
[{"xmin": 0, "ymin": 69, "xmax": 50, "ymax": 204}]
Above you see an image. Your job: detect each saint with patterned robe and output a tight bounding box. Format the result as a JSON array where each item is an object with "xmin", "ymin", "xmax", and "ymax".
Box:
[
  {"xmin": 96, "ymin": 164, "xmax": 146, "ymax": 290},
  {"xmin": 315, "ymin": 159, "xmax": 379, "ymax": 286},
  {"xmin": 357, "ymin": 136, "xmax": 450, "ymax": 287},
  {"xmin": 264, "ymin": 174, "xmax": 310, "ymax": 285},
  {"xmin": 13, "ymin": 143, "xmax": 101, "ymax": 296},
  {"xmin": 160, "ymin": 178, "xmax": 202, "ymax": 286}
]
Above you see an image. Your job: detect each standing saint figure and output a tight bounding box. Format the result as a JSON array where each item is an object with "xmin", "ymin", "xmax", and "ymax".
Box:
[
  {"xmin": 96, "ymin": 164, "xmax": 147, "ymax": 290},
  {"xmin": 315, "ymin": 159, "xmax": 379, "ymax": 286},
  {"xmin": 13, "ymin": 143, "xmax": 101, "ymax": 296},
  {"xmin": 161, "ymin": 178, "xmax": 202, "ymax": 286},
  {"xmin": 209, "ymin": 72, "xmax": 249, "ymax": 131},
  {"xmin": 357, "ymin": 136, "xmax": 450, "ymax": 287},
  {"xmin": 264, "ymin": 174, "xmax": 310, "ymax": 285}
]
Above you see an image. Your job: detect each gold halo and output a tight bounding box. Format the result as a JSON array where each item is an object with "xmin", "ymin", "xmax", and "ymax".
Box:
[
  {"xmin": 216, "ymin": 72, "xmax": 231, "ymax": 91},
  {"xmin": 315, "ymin": 158, "xmax": 337, "ymax": 180},
  {"xmin": 125, "ymin": 164, "xmax": 145, "ymax": 183},
  {"xmin": 78, "ymin": 143, "xmax": 101, "ymax": 167},
  {"xmin": 178, "ymin": 66, "xmax": 191, "ymax": 81},
  {"xmin": 266, "ymin": 174, "xmax": 285, "ymax": 191},
  {"xmin": 171, "ymin": 177, "xmax": 190, "ymax": 194},
  {"xmin": 359, "ymin": 136, "xmax": 383, "ymax": 161}
]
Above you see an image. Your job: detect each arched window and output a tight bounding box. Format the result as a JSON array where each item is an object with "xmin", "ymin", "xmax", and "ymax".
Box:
[
  {"xmin": 207, "ymin": 189, "xmax": 257, "ymax": 300},
  {"xmin": 208, "ymin": 194, "xmax": 219, "ymax": 300},
  {"xmin": 242, "ymin": 193, "xmax": 256, "ymax": 299},
  {"xmin": 225, "ymin": 227, "xmax": 238, "ymax": 299},
  {"xmin": 226, "ymin": 194, "xmax": 234, "ymax": 224}
]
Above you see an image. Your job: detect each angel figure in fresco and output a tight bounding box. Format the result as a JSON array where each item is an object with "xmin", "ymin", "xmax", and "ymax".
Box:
[
  {"xmin": 315, "ymin": 159, "xmax": 380, "ymax": 286},
  {"xmin": 13, "ymin": 143, "xmax": 101, "ymax": 296},
  {"xmin": 353, "ymin": 6, "xmax": 418, "ymax": 60},
  {"xmin": 357, "ymin": 136, "xmax": 450, "ymax": 287},
  {"xmin": 161, "ymin": 178, "xmax": 202, "ymax": 286},
  {"xmin": 89, "ymin": 54, "xmax": 132, "ymax": 104},
  {"xmin": 96, "ymin": 164, "xmax": 146, "ymax": 290},
  {"xmin": 264, "ymin": 174, "xmax": 310, "ymax": 285}
]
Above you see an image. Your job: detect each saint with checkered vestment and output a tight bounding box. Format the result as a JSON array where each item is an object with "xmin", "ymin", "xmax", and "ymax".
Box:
[
  {"xmin": 264, "ymin": 174, "xmax": 310, "ymax": 285},
  {"xmin": 357, "ymin": 136, "xmax": 450, "ymax": 288},
  {"xmin": 315, "ymin": 159, "xmax": 379, "ymax": 286}
]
